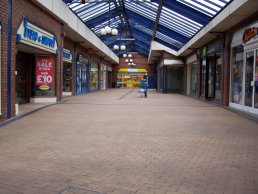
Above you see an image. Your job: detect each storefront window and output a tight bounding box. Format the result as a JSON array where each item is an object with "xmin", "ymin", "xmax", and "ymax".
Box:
[
  {"xmin": 0, "ymin": 24, "xmax": 2, "ymax": 114},
  {"xmin": 90, "ymin": 63, "xmax": 99, "ymax": 91},
  {"xmin": 100, "ymin": 65, "xmax": 107, "ymax": 90},
  {"xmin": 245, "ymin": 51, "xmax": 254, "ymax": 107},
  {"xmin": 63, "ymin": 63, "xmax": 72, "ymax": 92},
  {"xmin": 231, "ymin": 45, "xmax": 244, "ymax": 104},
  {"xmin": 201, "ymin": 59, "xmax": 206, "ymax": 96},
  {"xmin": 190, "ymin": 63, "xmax": 197, "ymax": 96},
  {"xmin": 215, "ymin": 52, "xmax": 222, "ymax": 100},
  {"xmin": 255, "ymin": 50, "xmax": 258, "ymax": 108},
  {"xmin": 76, "ymin": 54, "xmax": 88, "ymax": 95}
]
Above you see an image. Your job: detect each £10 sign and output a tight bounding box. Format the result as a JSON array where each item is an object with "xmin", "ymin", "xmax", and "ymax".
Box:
[{"xmin": 36, "ymin": 57, "xmax": 53, "ymax": 90}]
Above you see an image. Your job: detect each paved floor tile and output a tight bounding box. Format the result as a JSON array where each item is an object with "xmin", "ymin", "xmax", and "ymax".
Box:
[{"xmin": 0, "ymin": 89, "xmax": 258, "ymax": 194}]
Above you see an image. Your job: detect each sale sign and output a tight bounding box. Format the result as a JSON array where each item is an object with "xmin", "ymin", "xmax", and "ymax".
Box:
[{"xmin": 36, "ymin": 57, "xmax": 53, "ymax": 90}]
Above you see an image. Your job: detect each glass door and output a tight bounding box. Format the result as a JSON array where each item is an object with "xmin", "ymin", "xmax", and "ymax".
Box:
[
  {"xmin": 244, "ymin": 51, "xmax": 254, "ymax": 107},
  {"xmin": 207, "ymin": 56, "xmax": 215, "ymax": 99},
  {"xmin": 254, "ymin": 50, "xmax": 258, "ymax": 108}
]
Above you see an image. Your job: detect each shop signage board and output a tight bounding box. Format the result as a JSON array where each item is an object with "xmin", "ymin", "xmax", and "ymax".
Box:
[
  {"xmin": 242, "ymin": 26, "xmax": 258, "ymax": 44},
  {"xmin": 78, "ymin": 54, "xmax": 89, "ymax": 63},
  {"xmin": 17, "ymin": 19, "xmax": 58, "ymax": 54},
  {"xmin": 36, "ymin": 57, "xmax": 53, "ymax": 91},
  {"xmin": 63, "ymin": 48, "xmax": 73, "ymax": 63},
  {"xmin": 118, "ymin": 68, "xmax": 148, "ymax": 73}
]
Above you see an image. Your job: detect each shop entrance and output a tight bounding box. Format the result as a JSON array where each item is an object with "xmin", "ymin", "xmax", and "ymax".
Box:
[
  {"xmin": 117, "ymin": 68, "xmax": 148, "ymax": 88},
  {"xmin": 244, "ymin": 50, "xmax": 258, "ymax": 109},
  {"xmin": 16, "ymin": 52, "xmax": 33, "ymax": 104},
  {"xmin": 63, "ymin": 63, "xmax": 72, "ymax": 94}
]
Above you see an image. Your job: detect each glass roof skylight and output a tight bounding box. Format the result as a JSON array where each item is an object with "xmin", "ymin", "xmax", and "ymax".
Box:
[{"xmin": 64, "ymin": 0, "xmax": 233, "ymax": 56}]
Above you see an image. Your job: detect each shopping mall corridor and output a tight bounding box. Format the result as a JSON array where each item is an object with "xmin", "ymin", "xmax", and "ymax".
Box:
[{"xmin": 0, "ymin": 89, "xmax": 258, "ymax": 194}]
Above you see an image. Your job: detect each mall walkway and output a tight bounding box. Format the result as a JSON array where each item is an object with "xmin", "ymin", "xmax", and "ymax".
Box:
[{"xmin": 0, "ymin": 89, "xmax": 258, "ymax": 194}]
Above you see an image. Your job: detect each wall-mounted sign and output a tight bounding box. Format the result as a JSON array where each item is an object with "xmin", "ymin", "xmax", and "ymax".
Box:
[
  {"xmin": 77, "ymin": 54, "xmax": 88, "ymax": 64},
  {"xmin": 108, "ymin": 66, "xmax": 112, "ymax": 72},
  {"xmin": 118, "ymin": 68, "xmax": 147, "ymax": 73},
  {"xmin": 63, "ymin": 48, "xmax": 73, "ymax": 63},
  {"xmin": 17, "ymin": 19, "xmax": 58, "ymax": 54},
  {"xmin": 242, "ymin": 26, "xmax": 258, "ymax": 44},
  {"xmin": 91, "ymin": 67, "xmax": 98, "ymax": 72},
  {"xmin": 36, "ymin": 57, "xmax": 53, "ymax": 90}
]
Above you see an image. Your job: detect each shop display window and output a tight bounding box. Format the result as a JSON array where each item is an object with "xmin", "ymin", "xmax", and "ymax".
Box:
[
  {"xmin": 63, "ymin": 63, "xmax": 72, "ymax": 92},
  {"xmin": 117, "ymin": 73, "xmax": 146, "ymax": 88},
  {"xmin": 245, "ymin": 51, "xmax": 254, "ymax": 107},
  {"xmin": 90, "ymin": 63, "xmax": 99, "ymax": 91},
  {"xmin": 231, "ymin": 45, "xmax": 244, "ymax": 104},
  {"xmin": 190, "ymin": 63, "xmax": 197, "ymax": 96},
  {"xmin": 215, "ymin": 52, "xmax": 222, "ymax": 101},
  {"xmin": 255, "ymin": 50, "xmax": 258, "ymax": 108},
  {"xmin": 201, "ymin": 59, "xmax": 206, "ymax": 96}
]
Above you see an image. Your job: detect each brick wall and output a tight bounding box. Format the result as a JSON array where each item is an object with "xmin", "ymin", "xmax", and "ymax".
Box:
[
  {"xmin": 0, "ymin": 0, "xmax": 62, "ymax": 121},
  {"xmin": 0, "ymin": 0, "xmax": 8, "ymax": 121}
]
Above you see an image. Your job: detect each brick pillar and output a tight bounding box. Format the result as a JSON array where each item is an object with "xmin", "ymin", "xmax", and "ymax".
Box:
[{"xmin": 222, "ymin": 33, "xmax": 232, "ymax": 106}]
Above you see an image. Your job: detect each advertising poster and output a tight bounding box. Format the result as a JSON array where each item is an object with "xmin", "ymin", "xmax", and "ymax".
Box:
[{"xmin": 36, "ymin": 57, "xmax": 53, "ymax": 90}]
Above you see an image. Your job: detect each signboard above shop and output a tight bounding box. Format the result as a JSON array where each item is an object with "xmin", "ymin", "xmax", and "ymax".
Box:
[
  {"xmin": 63, "ymin": 48, "xmax": 73, "ymax": 63},
  {"xmin": 17, "ymin": 19, "xmax": 58, "ymax": 54}
]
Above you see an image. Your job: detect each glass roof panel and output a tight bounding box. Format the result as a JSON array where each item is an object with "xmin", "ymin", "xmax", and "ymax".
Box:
[
  {"xmin": 124, "ymin": 1, "xmax": 158, "ymax": 21},
  {"xmin": 64, "ymin": 0, "xmax": 233, "ymax": 56},
  {"xmin": 176, "ymin": 0, "xmax": 226, "ymax": 16}
]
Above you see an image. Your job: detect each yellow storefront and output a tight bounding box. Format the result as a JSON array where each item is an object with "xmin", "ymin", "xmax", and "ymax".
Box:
[{"xmin": 117, "ymin": 68, "xmax": 147, "ymax": 88}]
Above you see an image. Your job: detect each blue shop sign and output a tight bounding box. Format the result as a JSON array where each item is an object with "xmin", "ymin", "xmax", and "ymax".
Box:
[
  {"xmin": 63, "ymin": 48, "xmax": 73, "ymax": 63},
  {"xmin": 17, "ymin": 19, "xmax": 58, "ymax": 54}
]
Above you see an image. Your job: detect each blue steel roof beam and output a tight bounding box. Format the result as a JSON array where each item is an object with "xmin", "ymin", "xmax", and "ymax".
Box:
[
  {"xmin": 155, "ymin": 38, "xmax": 181, "ymax": 51},
  {"xmin": 152, "ymin": 0, "xmax": 211, "ymax": 25},
  {"xmin": 155, "ymin": 32, "xmax": 184, "ymax": 48},
  {"xmin": 126, "ymin": 10, "xmax": 155, "ymax": 29},
  {"xmin": 85, "ymin": 9, "xmax": 118, "ymax": 27},
  {"xmin": 134, "ymin": 42, "xmax": 150, "ymax": 52},
  {"xmin": 130, "ymin": 28, "xmax": 152, "ymax": 40},
  {"xmin": 151, "ymin": 0, "xmax": 164, "ymax": 41},
  {"xmin": 128, "ymin": 19, "xmax": 154, "ymax": 34},
  {"xmin": 91, "ymin": 17, "xmax": 121, "ymax": 32},
  {"xmin": 124, "ymin": 1, "xmax": 157, "ymax": 22},
  {"xmin": 159, "ymin": 9, "xmax": 201, "ymax": 37},
  {"xmin": 133, "ymin": 47, "xmax": 149, "ymax": 56},
  {"xmin": 75, "ymin": 2, "xmax": 106, "ymax": 16},
  {"xmin": 134, "ymin": 39, "xmax": 151, "ymax": 48},
  {"xmin": 177, "ymin": 0, "xmax": 225, "ymax": 16},
  {"xmin": 80, "ymin": 4, "xmax": 116, "ymax": 22},
  {"xmin": 156, "ymin": 24, "xmax": 189, "ymax": 43}
]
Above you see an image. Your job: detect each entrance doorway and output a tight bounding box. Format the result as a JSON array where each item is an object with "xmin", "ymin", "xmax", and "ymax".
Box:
[
  {"xmin": 244, "ymin": 50, "xmax": 258, "ymax": 110},
  {"xmin": 63, "ymin": 63, "xmax": 72, "ymax": 94},
  {"xmin": 16, "ymin": 52, "xmax": 33, "ymax": 104}
]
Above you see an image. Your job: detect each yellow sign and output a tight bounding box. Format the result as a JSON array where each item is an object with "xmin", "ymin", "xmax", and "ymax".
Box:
[{"xmin": 118, "ymin": 68, "xmax": 147, "ymax": 73}]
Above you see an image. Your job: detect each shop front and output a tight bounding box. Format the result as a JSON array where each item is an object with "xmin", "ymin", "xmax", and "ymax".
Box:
[
  {"xmin": 76, "ymin": 54, "xmax": 89, "ymax": 95},
  {"xmin": 186, "ymin": 54, "xmax": 197, "ymax": 97},
  {"xmin": 63, "ymin": 48, "xmax": 73, "ymax": 96},
  {"xmin": 0, "ymin": 23, "xmax": 2, "ymax": 116},
  {"xmin": 100, "ymin": 64, "xmax": 107, "ymax": 90},
  {"xmin": 16, "ymin": 19, "xmax": 58, "ymax": 107},
  {"xmin": 200, "ymin": 43, "xmax": 222, "ymax": 102},
  {"xmin": 230, "ymin": 22, "xmax": 258, "ymax": 115},
  {"xmin": 117, "ymin": 68, "xmax": 147, "ymax": 88},
  {"xmin": 89, "ymin": 61, "xmax": 99, "ymax": 92}
]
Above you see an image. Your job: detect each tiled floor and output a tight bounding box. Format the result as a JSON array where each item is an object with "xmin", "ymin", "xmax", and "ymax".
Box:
[{"xmin": 0, "ymin": 89, "xmax": 257, "ymax": 194}]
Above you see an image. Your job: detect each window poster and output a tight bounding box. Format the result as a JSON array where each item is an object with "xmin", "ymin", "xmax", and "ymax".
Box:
[{"xmin": 36, "ymin": 57, "xmax": 54, "ymax": 90}]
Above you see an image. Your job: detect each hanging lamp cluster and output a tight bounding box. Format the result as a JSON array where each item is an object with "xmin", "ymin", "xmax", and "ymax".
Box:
[
  {"xmin": 100, "ymin": 26, "xmax": 118, "ymax": 36},
  {"xmin": 100, "ymin": 0, "xmax": 118, "ymax": 36},
  {"xmin": 124, "ymin": 53, "xmax": 136, "ymax": 66},
  {"xmin": 113, "ymin": 45, "xmax": 126, "ymax": 50}
]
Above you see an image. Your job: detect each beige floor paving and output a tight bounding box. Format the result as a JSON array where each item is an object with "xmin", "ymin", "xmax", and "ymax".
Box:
[{"xmin": 0, "ymin": 89, "xmax": 258, "ymax": 194}]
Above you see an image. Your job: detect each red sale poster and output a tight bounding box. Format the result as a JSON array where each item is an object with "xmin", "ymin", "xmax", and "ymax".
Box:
[{"xmin": 36, "ymin": 57, "xmax": 53, "ymax": 90}]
